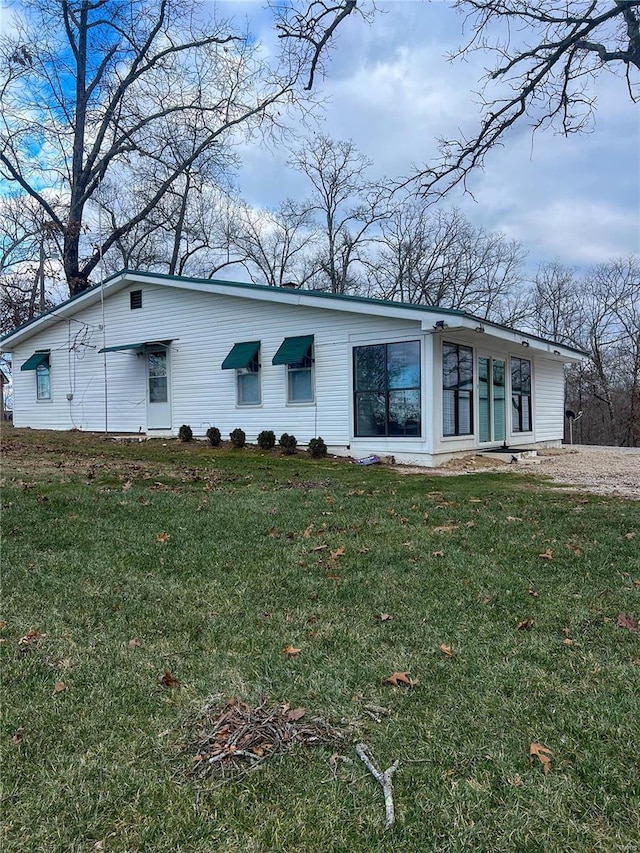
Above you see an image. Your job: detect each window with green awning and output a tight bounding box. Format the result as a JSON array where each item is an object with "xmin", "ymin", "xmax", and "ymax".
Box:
[
  {"xmin": 221, "ymin": 341, "xmax": 260, "ymax": 370},
  {"xmin": 272, "ymin": 335, "xmax": 314, "ymax": 365},
  {"xmin": 98, "ymin": 342, "xmax": 145, "ymax": 353},
  {"xmin": 21, "ymin": 351, "xmax": 50, "ymax": 371}
]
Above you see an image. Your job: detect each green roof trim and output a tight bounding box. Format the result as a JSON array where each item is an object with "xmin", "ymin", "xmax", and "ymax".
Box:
[
  {"xmin": 21, "ymin": 351, "xmax": 50, "ymax": 371},
  {"xmin": 272, "ymin": 335, "xmax": 314, "ymax": 366},
  {"xmin": 98, "ymin": 342, "xmax": 145, "ymax": 353},
  {"xmin": 221, "ymin": 340, "xmax": 260, "ymax": 370}
]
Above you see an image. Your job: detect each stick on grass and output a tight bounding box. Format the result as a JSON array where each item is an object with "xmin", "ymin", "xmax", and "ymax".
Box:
[{"xmin": 356, "ymin": 742, "xmax": 399, "ymax": 829}]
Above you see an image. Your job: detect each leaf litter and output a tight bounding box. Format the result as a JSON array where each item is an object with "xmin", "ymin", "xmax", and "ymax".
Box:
[{"xmin": 188, "ymin": 698, "xmax": 347, "ymax": 780}]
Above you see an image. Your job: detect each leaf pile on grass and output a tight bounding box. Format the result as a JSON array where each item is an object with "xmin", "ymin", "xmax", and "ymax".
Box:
[{"xmin": 188, "ymin": 698, "xmax": 347, "ymax": 780}]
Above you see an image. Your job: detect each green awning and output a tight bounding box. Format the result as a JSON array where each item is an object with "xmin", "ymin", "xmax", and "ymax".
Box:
[
  {"xmin": 98, "ymin": 342, "xmax": 145, "ymax": 353},
  {"xmin": 21, "ymin": 351, "xmax": 50, "ymax": 371},
  {"xmin": 221, "ymin": 340, "xmax": 260, "ymax": 370},
  {"xmin": 272, "ymin": 335, "xmax": 314, "ymax": 365}
]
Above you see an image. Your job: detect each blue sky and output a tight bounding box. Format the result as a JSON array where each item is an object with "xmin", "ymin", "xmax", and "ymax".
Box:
[{"xmin": 231, "ymin": 1, "xmax": 640, "ymax": 273}]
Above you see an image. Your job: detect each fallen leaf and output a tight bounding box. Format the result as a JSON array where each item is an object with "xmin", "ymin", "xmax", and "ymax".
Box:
[
  {"xmin": 374, "ymin": 613, "xmax": 394, "ymax": 622},
  {"xmin": 509, "ymin": 773, "xmax": 524, "ymax": 787},
  {"xmin": 567, "ymin": 542, "xmax": 582, "ymax": 556},
  {"xmin": 563, "ymin": 638, "xmax": 574, "ymax": 646},
  {"xmin": 281, "ymin": 645, "xmax": 301, "ymax": 657},
  {"xmin": 0, "ymin": 621, "xmax": 7, "ymax": 630},
  {"xmin": 330, "ymin": 546, "xmax": 346, "ymax": 561},
  {"xmin": 624, "ymin": 531, "xmax": 635, "ymax": 540},
  {"xmin": 385, "ymin": 671, "xmax": 418, "ymax": 688},
  {"xmin": 18, "ymin": 629, "xmax": 42, "ymax": 646},
  {"xmin": 11, "ymin": 728, "xmax": 24, "ymax": 745},
  {"xmin": 285, "ymin": 707, "xmax": 306, "ymax": 722},
  {"xmin": 156, "ymin": 531, "xmax": 170, "ymax": 543},
  {"xmin": 432, "ymin": 525, "xmax": 459, "ymax": 534},
  {"xmin": 616, "ymin": 614, "xmax": 638, "ymax": 632},
  {"xmin": 506, "ymin": 515, "xmax": 522, "ymax": 522},
  {"xmin": 539, "ymin": 549, "xmax": 553, "ymax": 560},
  {"xmin": 53, "ymin": 681, "xmax": 66, "ymax": 694},
  {"xmin": 528, "ymin": 587, "xmax": 539, "ymax": 598},
  {"xmin": 482, "ymin": 593, "xmax": 495, "ymax": 605},
  {"xmin": 359, "ymin": 546, "xmax": 370, "ymax": 554},
  {"xmin": 158, "ymin": 668, "xmax": 180, "ymax": 687},
  {"xmin": 423, "ymin": 512, "xmax": 430, "ymax": 523},
  {"xmin": 633, "ymin": 579, "xmax": 640, "ymax": 587},
  {"xmin": 439, "ymin": 643, "xmax": 453, "ymax": 657},
  {"xmin": 267, "ymin": 527, "xmax": 280, "ymax": 538},
  {"xmin": 128, "ymin": 638, "xmax": 142, "ymax": 649},
  {"xmin": 465, "ymin": 520, "xmax": 475, "ymax": 528},
  {"xmin": 432, "ymin": 550, "xmax": 445, "ymax": 557},
  {"xmin": 529, "ymin": 741, "xmax": 553, "ymax": 774},
  {"xmin": 122, "ymin": 480, "xmax": 132, "ymax": 492},
  {"xmin": 517, "ymin": 619, "xmax": 534, "ymax": 631}
]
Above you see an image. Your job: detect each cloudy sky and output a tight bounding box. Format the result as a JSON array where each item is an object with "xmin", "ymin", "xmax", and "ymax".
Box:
[{"xmin": 230, "ymin": 1, "xmax": 639, "ymax": 274}]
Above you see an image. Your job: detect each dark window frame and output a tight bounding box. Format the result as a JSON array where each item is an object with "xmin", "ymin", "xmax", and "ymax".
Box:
[
  {"xmin": 442, "ymin": 342, "xmax": 474, "ymax": 437},
  {"xmin": 511, "ymin": 356, "xmax": 532, "ymax": 433},
  {"xmin": 353, "ymin": 341, "xmax": 422, "ymax": 438}
]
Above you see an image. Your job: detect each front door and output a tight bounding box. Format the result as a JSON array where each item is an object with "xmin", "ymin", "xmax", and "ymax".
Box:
[
  {"xmin": 479, "ymin": 357, "xmax": 506, "ymax": 443},
  {"xmin": 146, "ymin": 348, "xmax": 171, "ymax": 430}
]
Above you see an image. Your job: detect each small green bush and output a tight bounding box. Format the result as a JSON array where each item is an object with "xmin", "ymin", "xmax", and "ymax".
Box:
[
  {"xmin": 307, "ymin": 436, "xmax": 327, "ymax": 458},
  {"xmin": 279, "ymin": 432, "xmax": 297, "ymax": 455},
  {"xmin": 230, "ymin": 428, "xmax": 246, "ymax": 449},
  {"xmin": 257, "ymin": 430, "xmax": 276, "ymax": 450},
  {"xmin": 206, "ymin": 426, "xmax": 221, "ymax": 447},
  {"xmin": 178, "ymin": 424, "xmax": 193, "ymax": 442}
]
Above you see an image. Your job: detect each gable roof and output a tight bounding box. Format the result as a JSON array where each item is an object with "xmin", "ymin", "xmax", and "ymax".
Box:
[{"xmin": 0, "ymin": 269, "xmax": 588, "ymax": 361}]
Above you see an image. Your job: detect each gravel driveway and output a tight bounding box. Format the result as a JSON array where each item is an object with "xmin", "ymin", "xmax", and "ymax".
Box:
[{"xmin": 400, "ymin": 445, "xmax": 640, "ymax": 500}]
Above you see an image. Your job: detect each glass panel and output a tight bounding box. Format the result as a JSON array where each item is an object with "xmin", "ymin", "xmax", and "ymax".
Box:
[
  {"xmin": 458, "ymin": 390, "xmax": 472, "ymax": 434},
  {"xmin": 521, "ymin": 360, "xmax": 531, "ymax": 394},
  {"xmin": 355, "ymin": 392, "xmax": 386, "ymax": 436},
  {"xmin": 478, "ymin": 357, "xmax": 490, "ymax": 442},
  {"xmin": 459, "ymin": 346, "xmax": 473, "ymax": 390},
  {"xmin": 442, "ymin": 343, "xmax": 459, "ymax": 390},
  {"xmin": 493, "ymin": 360, "xmax": 506, "ymax": 442},
  {"xmin": 388, "ymin": 390, "xmax": 421, "ymax": 436},
  {"xmin": 443, "ymin": 389, "xmax": 456, "ymax": 436},
  {"xmin": 36, "ymin": 365, "xmax": 51, "ymax": 400},
  {"xmin": 355, "ymin": 345, "xmax": 385, "ymax": 391},
  {"xmin": 148, "ymin": 351, "xmax": 167, "ymax": 403},
  {"xmin": 149, "ymin": 377, "xmax": 167, "ymax": 403},
  {"xmin": 522, "ymin": 395, "xmax": 531, "ymax": 431},
  {"xmin": 288, "ymin": 368, "xmax": 313, "ymax": 402},
  {"xmin": 238, "ymin": 371, "xmax": 260, "ymax": 405},
  {"xmin": 512, "ymin": 394, "xmax": 521, "ymax": 431},
  {"xmin": 387, "ymin": 342, "xmax": 420, "ymax": 389}
]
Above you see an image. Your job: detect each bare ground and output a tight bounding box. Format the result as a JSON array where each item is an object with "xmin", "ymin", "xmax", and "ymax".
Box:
[{"xmin": 402, "ymin": 445, "xmax": 640, "ymax": 501}]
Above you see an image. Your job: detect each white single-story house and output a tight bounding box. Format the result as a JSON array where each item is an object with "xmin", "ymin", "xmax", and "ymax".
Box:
[{"xmin": 0, "ymin": 270, "xmax": 586, "ymax": 466}]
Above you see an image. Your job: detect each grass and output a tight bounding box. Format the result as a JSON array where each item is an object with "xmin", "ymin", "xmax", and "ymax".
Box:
[{"xmin": 1, "ymin": 428, "xmax": 639, "ymax": 852}]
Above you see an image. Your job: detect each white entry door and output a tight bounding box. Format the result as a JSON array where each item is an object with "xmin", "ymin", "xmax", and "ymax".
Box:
[{"xmin": 146, "ymin": 348, "xmax": 171, "ymax": 430}]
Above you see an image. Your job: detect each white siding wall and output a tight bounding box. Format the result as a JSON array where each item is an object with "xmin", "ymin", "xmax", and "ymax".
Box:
[
  {"xmin": 10, "ymin": 283, "xmax": 428, "ymax": 449},
  {"xmin": 533, "ymin": 357, "xmax": 565, "ymax": 442}
]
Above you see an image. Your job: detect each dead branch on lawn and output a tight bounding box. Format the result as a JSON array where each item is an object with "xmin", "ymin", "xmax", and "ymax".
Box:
[{"xmin": 356, "ymin": 742, "xmax": 399, "ymax": 829}]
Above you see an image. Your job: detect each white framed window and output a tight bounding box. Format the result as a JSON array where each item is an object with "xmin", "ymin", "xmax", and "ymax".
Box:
[
  {"xmin": 272, "ymin": 335, "xmax": 315, "ymax": 404},
  {"xmin": 36, "ymin": 362, "xmax": 51, "ymax": 400},
  {"xmin": 237, "ymin": 361, "xmax": 261, "ymax": 406}
]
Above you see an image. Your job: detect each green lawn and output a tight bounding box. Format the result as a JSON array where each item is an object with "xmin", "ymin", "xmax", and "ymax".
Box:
[{"xmin": 1, "ymin": 430, "xmax": 639, "ymax": 852}]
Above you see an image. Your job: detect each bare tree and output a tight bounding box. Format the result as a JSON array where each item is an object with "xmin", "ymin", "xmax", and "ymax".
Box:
[
  {"xmin": 0, "ymin": 0, "xmax": 324, "ymax": 296},
  {"xmin": 415, "ymin": 1, "xmax": 640, "ymax": 196},
  {"xmin": 367, "ymin": 200, "xmax": 526, "ymax": 322},
  {"xmin": 290, "ymin": 135, "xmax": 389, "ymax": 294}
]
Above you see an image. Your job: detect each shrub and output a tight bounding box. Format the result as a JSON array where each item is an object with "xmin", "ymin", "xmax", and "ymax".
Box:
[
  {"xmin": 257, "ymin": 430, "xmax": 276, "ymax": 450},
  {"xmin": 230, "ymin": 428, "xmax": 246, "ymax": 449},
  {"xmin": 178, "ymin": 424, "xmax": 193, "ymax": 442},
  {"xmin": 206, "ymin": 426, "xmax": 221, "ymax": 447},
  {"xmin": 307, "ymin": 436, "xmax": 327, "ymax": 458},
  {"xmin": 279, "ymin": 432, "xmax": 297, "ymax": 455}
]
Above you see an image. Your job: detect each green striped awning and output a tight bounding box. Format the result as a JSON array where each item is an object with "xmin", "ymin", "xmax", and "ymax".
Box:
[
  {"xmin": 221, "ymin": 341, "xmax": 260, "ymax": 370},
  {"xmin": 98, "ymin": 342, "xmax": 145, "ymax": 353},
  {"xmin": 21, "ymin": 351, "xmax": 50, "ymax": 371},
  {"xmin": 272, "ymin": 335, "xmax": 314, "ymax": 366}
]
